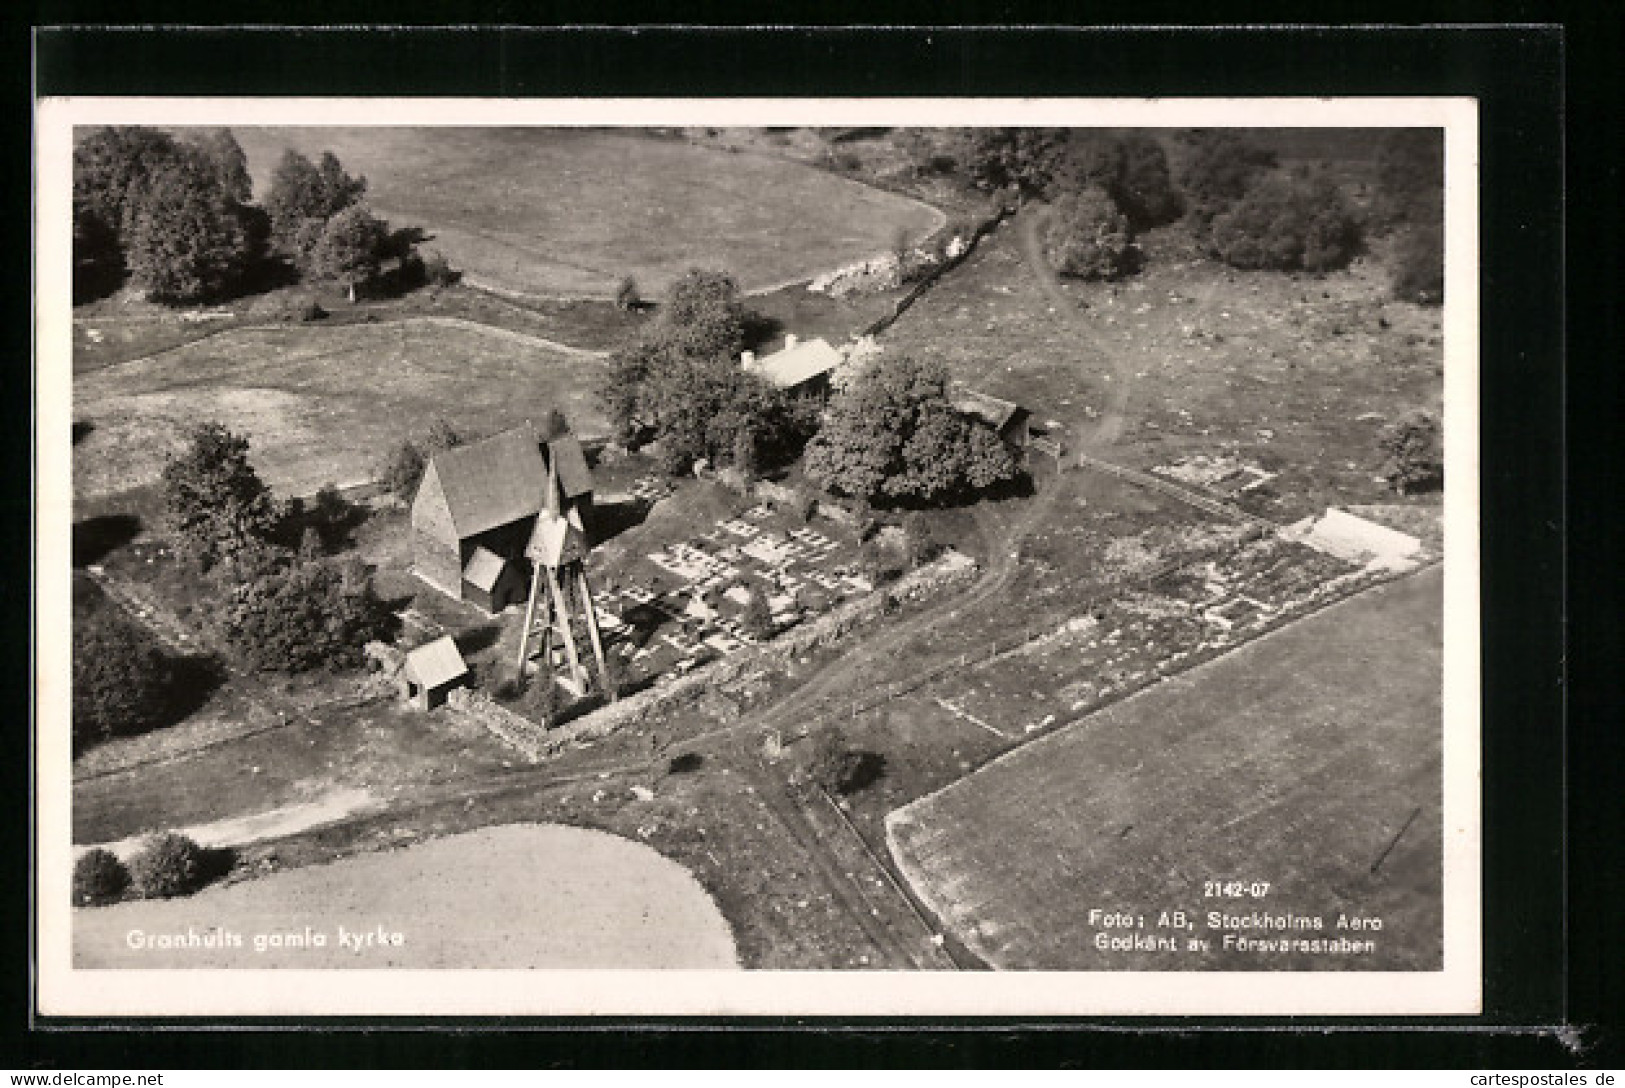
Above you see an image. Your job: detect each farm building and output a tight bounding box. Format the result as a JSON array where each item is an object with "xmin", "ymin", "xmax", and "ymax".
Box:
[
  {"xmin": 742, "ymin": 334, "xmax": 844, "ymax": 398},
  {"xmin": 410, "ymin": 423, "xmax": 595, "ymax": 610},
  {"xmin": 401, "ymin": 635, "xmax": 469, "ymax": 710},
  {"xmin": 953, "ymin": 389, "xmax": 1033, "ymax": 450}
]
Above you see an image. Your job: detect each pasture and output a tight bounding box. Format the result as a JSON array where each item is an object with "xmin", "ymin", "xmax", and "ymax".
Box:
[
  {"xmin": 886, "ymin": 564, "xmax": 1444, "ymax": 972},
  {"xmin": 219, "ymin": 127, "xmax": 944, "ymax": 299},
  {"xmin": 75, "ymin": 823, "xmax": 739, "ymax": 969},
  {"xmin": 73, "ymin": 319, "xmax": 607, "ymax": 500},
  {"xmin": 879, "ymin": 209, "xmax": 1444, "ymax": 522}
]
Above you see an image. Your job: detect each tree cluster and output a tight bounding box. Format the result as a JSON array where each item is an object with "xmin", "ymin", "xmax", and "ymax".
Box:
[
  {"xmin": 1206, "ymin": 167, "xmax": 1364, "ymax": 275},
  {"xmin": 221, "ymin": 552, "xmax": 394, "ymax": 673},
  {"xmin": 159, "ymin": 421, "xmax": 393, "ymax": 674},
  {"xmin": 600, "ymin": 268, "xmax": 813, "ymax": 476},
  {"xmin": 803, "ymin": 356, "xmax": 1020, "ymax": 506},
  {"xmin": 73, "ymin": 126, "xmax": 264, "ymax": 304},
  {"xmin": 74, "ymin": 128, "xmax": 406, "ymax": 306}
]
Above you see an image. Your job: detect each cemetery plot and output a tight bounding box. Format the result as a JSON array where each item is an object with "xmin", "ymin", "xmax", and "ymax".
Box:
[
  {"xmin": 887, "ymin": 565, "xmax": 1445, "ymax": 972},
  {"xmin": 930, "ymin": 533, "xmax": 1369, "ymax": 737},
  {"xmin": 590, "ymin": 504, "xmax": 866, "ymax": 685}
]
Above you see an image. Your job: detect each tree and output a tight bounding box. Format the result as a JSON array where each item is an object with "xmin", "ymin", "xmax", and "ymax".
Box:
[
  {"xmin": 161, "ymin": 422, "xmax": 280, "ymax": 570},
  {"xmin": 308, "ymin": 204, "xmax": 389, "ymax": 301},
  {"xmin": 902, "ymin": 511, "xmax": 945, "ymax": 567},
  {"xmin": 72, "ymin": 126, "xmax": 183, "ymax": 254},
  {"xmin": 122, "ymin": 153, "xmax": 249, "ymax": 303},
  {"xmin": 1177, "ymin": 131, "xmax": 1279, "ymax": 233},
  {"xmin": 1208, "ymin": 168, "xmax": 1362, "ymax": 275},
  {"xmin": 741, "ymin": 588, "xmax": 775, "ymax": 640},
  {"xmin": 1377, "ymin": 410, "xmax": 1443, "ymax": 493},
  {"xmin": 1112, "ymin": 134, "xmax": 1184, "ymax": 229},
  {"xmin": 72, "ymin": 605, "xmax": 176, "ymax": 753},
  {"xmin": 73, "ymin": 848, "xmax": 130, "ymax": 906},
  {"xmin": 223, "ymin": 554, "xmax": 393, "ymax": 672},
  {"xmin": 958, "ymin": 128, "xmax": 1069, "ymax": 195},
  {"xmin": 659, "ymin": 267, "xmax": 747, "ymax": 358},
  {"xmin": 1042, "ymin": 186, "xmax": 1138, "ymax": 281},
  {"xmin": 194, "ymin": 128, "xmax": 253, "ymax": 205},
  {"xmin": 263, "ymin": 147, "xmax": 367, "ymax": 260},
  {"xmin": 804, "ymin": 355, "xmax": 1020, "ymax": 505}
]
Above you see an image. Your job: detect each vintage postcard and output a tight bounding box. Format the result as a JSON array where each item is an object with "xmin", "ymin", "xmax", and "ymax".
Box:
[{"xmin": 36, "ymin": 96, "xmax": 1479, "ymax": 1016}]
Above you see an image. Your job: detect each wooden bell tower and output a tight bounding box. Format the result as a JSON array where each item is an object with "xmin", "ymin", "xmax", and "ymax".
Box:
[{"xmin": 514, "ymin": 457, "xmax": 615, "ymax": 700}]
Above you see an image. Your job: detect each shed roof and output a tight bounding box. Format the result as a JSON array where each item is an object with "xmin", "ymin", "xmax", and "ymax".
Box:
[
  {"xmin": 404, "ymin": 636, "xmax": 469, "ymax": 690},
  {"xmin": 546, "ymin": 434, "xmax": 595, "ymax": 501},
  {"xmin": 462, "ymin": 546, "xmax": 510, "ymax": 592},
  {"xmin": 425, "ymin": 425, "xmax": 549, "ymax": 539},
  {"xmin": 526, "ymin": 509, "xmax": 587, "ymax": 568},
  {"xmin": 747, "ymin": 337, "xmax": 843, "ymax": 390},
  {"xmin": 953, "ymin": 389, "xmax": 1029, "ymax": 432}
]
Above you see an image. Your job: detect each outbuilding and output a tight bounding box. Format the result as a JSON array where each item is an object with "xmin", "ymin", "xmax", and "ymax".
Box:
[
  {"xmin": 461, "ymin": 546, "xmax": 528, "ymax": 613},
  {"xmin": 953, "ymin": 389, "xmax": 1033, "ymax": 450},
  {"xmin": 401, "ymin": 635, "xmax": 470, "ymax": 710},
  {"xmin": 742, "ymin": 334, "xmax": 844, "ymax": 399}
]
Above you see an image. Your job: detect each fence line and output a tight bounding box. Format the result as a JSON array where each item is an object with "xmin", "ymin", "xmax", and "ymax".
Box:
[{"xmin": 1074, "ymin": 452, "xmax": 1281, "ymax": 531}]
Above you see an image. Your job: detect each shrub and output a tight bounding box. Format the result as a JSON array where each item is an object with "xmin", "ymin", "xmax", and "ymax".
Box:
[
  {"xmin": 1208, "ymin": 168, "xmax": 1362, "ymax": 275},
  {"xmin": 300, "ymin": 301, "xmax": 328, "ymax": 322},
  {"xmin": 902, "ymin": 511, "xmax": 945, "ymax": 567},
  {"xmin": 127, "ymin": 832, "xmax": 207, "ymax": 899},
  {"xmin": 1378, "ymin": 410, "xmax": 1444, "ymax": 494},
  {"xmin": 73, "ymin": 848, "xmax": 130, "ymax": 907},
  {"xmin": 422, "ymin": 249, "xmax": 460, "ymax": 287},
  {"xmin": 615, "ymin": 275, "xmax": 641, "ymax": 311},
  {"xmin": 798, "ymin": 730, "xmax": 884, "ymax": 796},
  {"xmin": 741, "ymin": 589, "xmax": 775, "ymax": 640},
  {"xmin": 1043, "ymin": 186, "xmax": 1138, "ymax": 281},
  {"xmin": 377, "ymin": 418, "xmax": 464, "ymax": 501}
]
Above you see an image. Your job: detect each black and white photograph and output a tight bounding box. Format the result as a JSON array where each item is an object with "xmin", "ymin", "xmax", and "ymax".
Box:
[{"xmin": 36, "ymin": 96, "xmax": 1480, "ymax": 1017}]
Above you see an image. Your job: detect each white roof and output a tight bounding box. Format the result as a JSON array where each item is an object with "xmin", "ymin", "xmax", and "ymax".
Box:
[
  {"xmin": 746, "ymin": 337, "xmax": 843, "ymax": 390},
  {"xmin": 404, "ymin": 636, "xmax": 469, "ymax": 689}
]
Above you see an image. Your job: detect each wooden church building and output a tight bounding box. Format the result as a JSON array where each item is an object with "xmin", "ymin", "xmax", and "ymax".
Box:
[{"xmin": 410, "ymin": 422, "xmax": 594, "ymax": 612}]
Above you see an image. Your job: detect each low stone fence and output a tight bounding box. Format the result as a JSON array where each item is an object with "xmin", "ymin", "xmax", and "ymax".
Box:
[{"xmin": 447, "ymin": 687, "xmax": 552, "ymax": 763}]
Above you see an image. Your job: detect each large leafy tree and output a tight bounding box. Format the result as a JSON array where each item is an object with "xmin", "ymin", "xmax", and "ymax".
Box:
[
  {"xmin": 161, "ymin": 422, "xmax": 281, "ymax": 570},
  {"xmin": 122, "ymin": 153, "xmax": 249, "ymax": 303},
  {"xmin": 1177, "ymin": 131, "xmax": 1279, "ymax": 233},
  {"xmin": 1042, "ymin": 186, "xmax": 1138, "ymax": 281},
  {"xmin": 958, "ymin": 128, "xmax": 1070, "ymax": 195},
  {"xmin": 308, "ymin": 204, "xmax": 389, "ymax": 301},
  {"xmin": 1208, "ymin": 167, "xmax": 1363, "ymax": 275},
  {"xmin": 804, "ymin": 356, "xmax": 1019, "ymax": 505},
  {"xmin": 194, "ymin": 128, "xmax": 254, "ymax": 205},
  {"xmin": 72, "ymin": 126, "xmax": 182, "ymax": 252},
  {"xmin": 659, "ymin": 267, "xmax": 748, "ymax": 358}
]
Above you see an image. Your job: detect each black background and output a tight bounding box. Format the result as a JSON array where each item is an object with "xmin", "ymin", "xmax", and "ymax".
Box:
[{"xmin": 13, "ymin": 14, "xmax": 1609, "ymax": 1070}]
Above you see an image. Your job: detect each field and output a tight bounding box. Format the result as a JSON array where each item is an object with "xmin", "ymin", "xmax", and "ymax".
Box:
[
  {"xmin": 73, "ymin": 319, "xmax": 609, "ymax": 500},
  {"xmin": 217, "ymin": 127, "xmax": 944, "ymax": 299},
  {"xmin": 75, "ymin": 823, "xmax": 738, "ymax": 969},
  {"xmin": 886, "ymin": 564, "xmax": 1443, "ymax": 971}
]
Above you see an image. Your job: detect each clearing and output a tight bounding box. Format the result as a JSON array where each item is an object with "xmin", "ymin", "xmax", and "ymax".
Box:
[
  {"xmin": 73, "ymin": 319, "xmax": 608, "ymax": 499},
  {"xmin": 886, "ymin": 564, "xmax": 1443, "ymax": 971},
  {"xmin": 220, "ymin": 127, "xmax": 944, "ymax": 299},
  {"xmin": 75, "ymin": 822, "xmax": 738, "ymax": 969}
]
